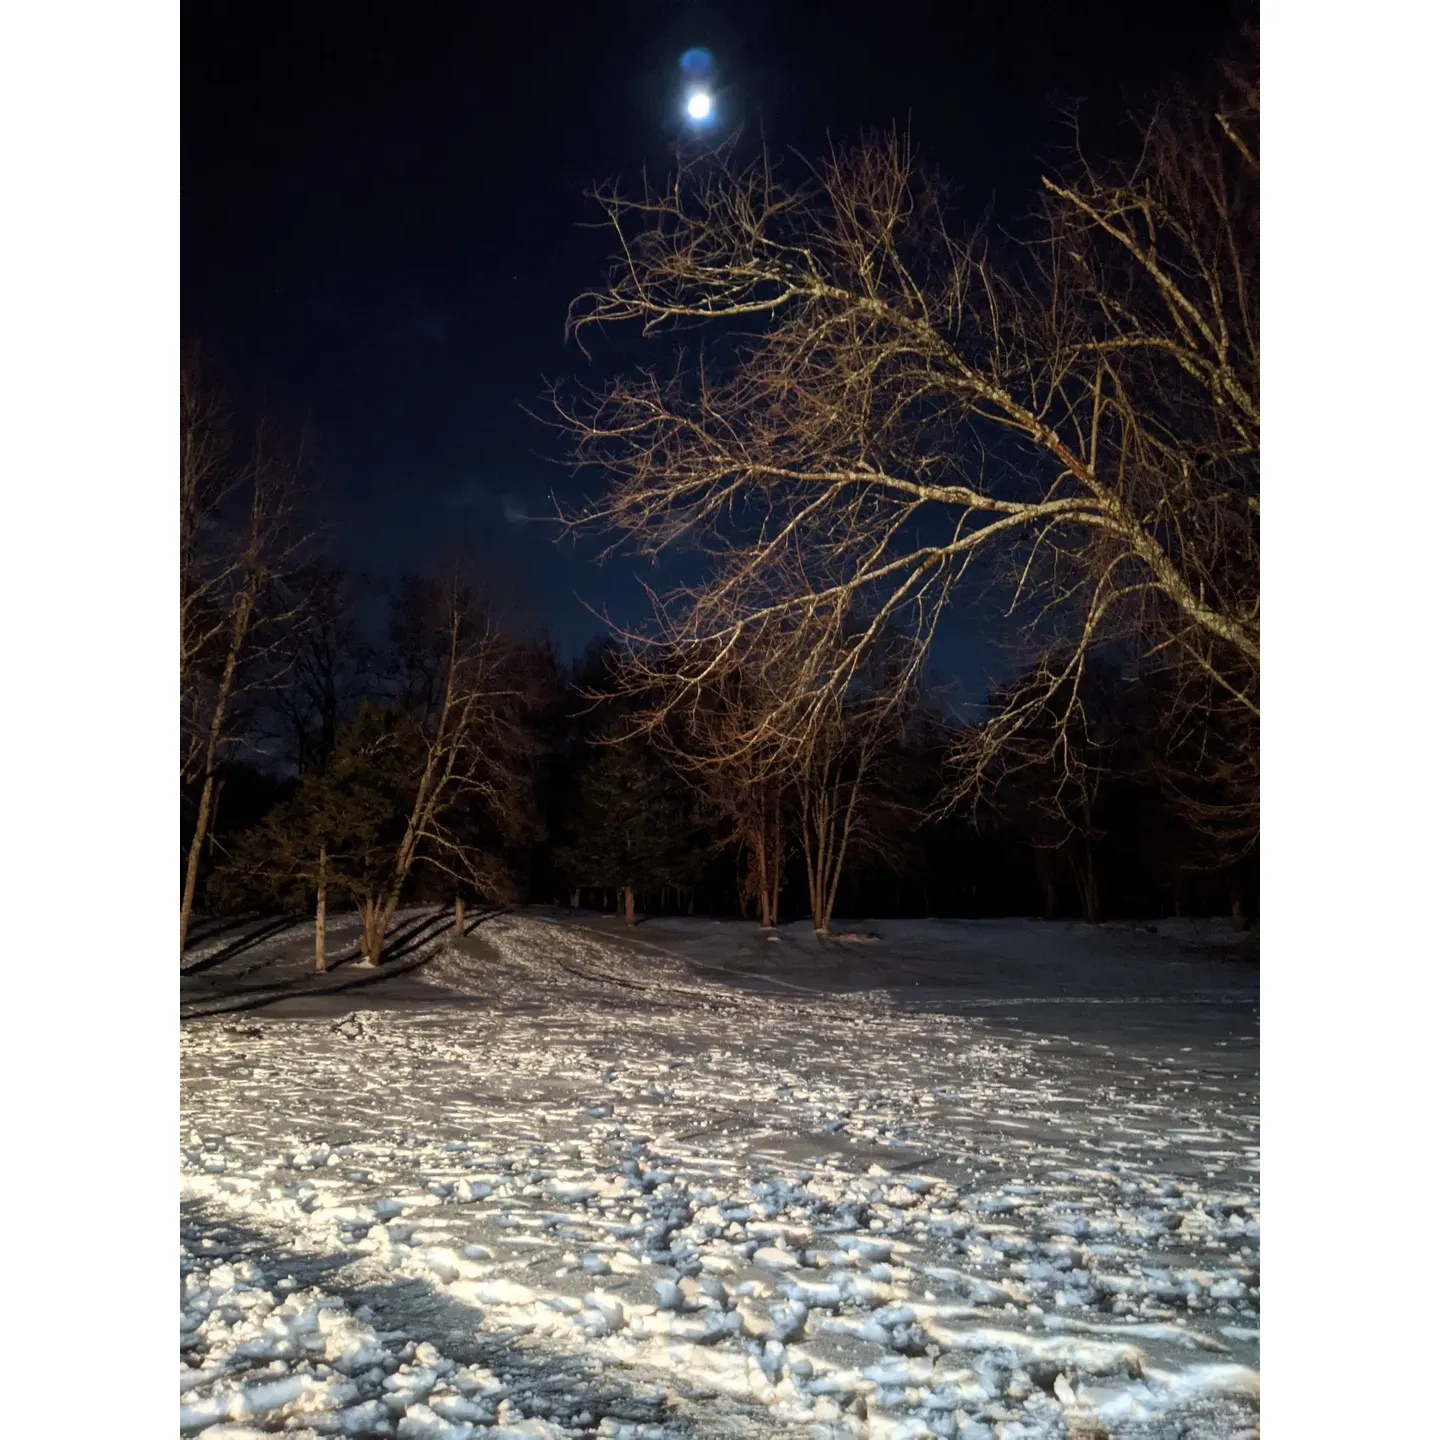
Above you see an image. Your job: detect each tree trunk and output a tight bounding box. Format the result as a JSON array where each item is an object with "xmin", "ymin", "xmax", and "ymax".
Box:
[
  {"xmin": 624, "ymin": 885, "xmax": 635, "ymax": 926},
  {"xmin": 805, "ymin": 762, "xmax": 863, "ymax": 937},
  {"xmin": 455, "ymin": 895, "xmax": 466, "ymax": 936},
  {"xmin": 208, "ymin": 775, "xmax": 226, "ymax": 858},
  {"xmin": 818, "ymin": 822, "xmax": 855, "ymax": 935},
  {"xmin": 180, "ymin": 770, "xmax": 219, "ymax": 955},
  {"xmin": 808, "ymin": 855, "xmax": 829, "ymax": 934},
  {"xmin": 180, "ymin": 582, "xmax": 258, "ymax": 955},
  {"xmin": 818, "ymin": 809, "xmax": 856, "ymax": 936},
  {"xmin": 745, "ymin": 815, "xmax": 777, "ymax": 928},
  {"xmin": 762, "ymin": 793, "xmax": 784, "ymax": 929},
  {"xmin": 771, "ymin": 812, "xmax": 783, "ymax": 926},
  {"xmin": 801, "ymin": 793, "xmax": 824, "ymax": 934},
  {"xmin": 360, "ymin": 895, "xmax": 392, "ymax": 967},
  {"xmin": 314, "ymin": 846, "xmax": 327, "ymax": 972}
]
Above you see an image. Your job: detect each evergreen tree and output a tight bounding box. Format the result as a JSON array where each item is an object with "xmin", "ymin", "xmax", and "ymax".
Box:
[
  {"xmin": 210, "ymin": 701, "xmax": 418, "ymax": 969},
  {"xmin": 557, "ymin": 739, "xmax": 706, "ymax": 923}
]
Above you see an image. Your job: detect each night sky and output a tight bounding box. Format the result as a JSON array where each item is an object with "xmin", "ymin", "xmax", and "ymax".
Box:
[{"xmin": 184, "ymin": 0, "xmax": 1244, "ymax": 692}]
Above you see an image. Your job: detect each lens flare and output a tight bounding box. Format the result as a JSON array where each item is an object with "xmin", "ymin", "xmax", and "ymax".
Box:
[
  {"xmin": 679, "ymin": 47, "xmax": 714, "ymax": 77},
  {"xmin": 686, "ymin": 91, "xmax": 713, "ymax": 121}
]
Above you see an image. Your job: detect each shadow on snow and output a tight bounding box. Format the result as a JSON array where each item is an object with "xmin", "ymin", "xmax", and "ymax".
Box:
[{"xmin": 181, "ymin": 1199, "xmax": 706, "ymax": 1436}]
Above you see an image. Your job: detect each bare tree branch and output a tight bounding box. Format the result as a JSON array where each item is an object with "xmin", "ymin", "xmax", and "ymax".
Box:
[
  {"xmin": 180, "ymin": 359, "xmax": 312, "ymax": 952},
  {"xmin": 556, "ymin": 60, "xmax": 1259, "ymax": 853}
]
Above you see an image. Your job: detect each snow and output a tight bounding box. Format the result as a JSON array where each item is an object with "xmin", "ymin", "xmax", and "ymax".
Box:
[{"xmin": 181, "ymin": 908, "xmax": 1259, "ymax": 1437}]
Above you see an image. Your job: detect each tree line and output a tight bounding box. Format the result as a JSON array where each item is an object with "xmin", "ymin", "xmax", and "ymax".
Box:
[
  {"xmin": 181, "ymin": 501, "xmax": 1254, "ymax": 964},
  {"xmin": 181, "ymin": 44, "xmax": 1258, "ymax": 960}
]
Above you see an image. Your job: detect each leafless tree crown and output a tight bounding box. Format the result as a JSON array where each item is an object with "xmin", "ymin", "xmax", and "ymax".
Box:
[
  {"xmin": 557, "ymin": 63, "xmax": 1258, "ymax": 848},
  {"xmin": 180, "ymin": 360, "xmax": 310, "ymax": 950}
]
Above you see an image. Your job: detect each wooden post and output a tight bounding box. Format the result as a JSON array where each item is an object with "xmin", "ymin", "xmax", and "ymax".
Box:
[
  {"xmin": 624, "ymin": 885, "xmax": 635, "ymax": 926},
  {"xmin": 314, "ymin": 844, "xmax": 328, "ymax": 973},
  {"xmin": 455, "ymin": 895, "xmax": 465, "ymax": 936}
]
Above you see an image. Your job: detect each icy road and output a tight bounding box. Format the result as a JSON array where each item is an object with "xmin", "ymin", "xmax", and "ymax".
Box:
[{"xmin": 180, "ymin": 910, "xmax": 1259, "ymax": 1439}]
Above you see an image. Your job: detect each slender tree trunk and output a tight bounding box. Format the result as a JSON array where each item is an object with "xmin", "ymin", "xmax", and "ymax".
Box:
[
  {"xmin": 208, "ymin": 775, "xmax": 226, "ymax": 858},
  {"xmin": 360, "ymin": 894, "xmax": 395, "ymax": 967},
  {"xmin": 801, "ymin": 781, "xmax": 824, "ymax": 933},
  {"xmin": 753, "ymin": 823, "xmax": 767, "ymax": 927},
  {"xmin": 747, "ymin": 815, "xmax": 776, "ymax": 928},
  {"xmin": 455, "ymin": 895, "xmax": 466, "ymax": 936},
  {"xmin": 761, "ymin": 833, "xmax": 778, "ymax": 928},
  {"xmin": 806, "ymin": 819, "xmax": 831, "ymax": 934},
  {"xmin": 803, "ymin": 851, "xmax": 818, "ymax": 929},
  {"xmin": 180, "ymin": 585, "xmax": 257, "ymax": 955},
  {"xmin": 361, "ymin": 638, "xmax": 479, "ymax": 969},
  {"xmin": 765, "ymin": 791, "xmax": 783, "ymax": 928},
  {"xmin": 820, "ymin": 774, "xmax": 864, "ymax": 935},
  {"xmin": 816, "ymin": 773, "xmax": 835, "ymax": 934},
  {"xmin": 314, "ymin": 845, "xmax": 328, "ymax": 972},
  {"xmin": 624, "ymin": 885, "xmax": 635, "ymax": 926},
  {"xmin": 359, "ymin": 897, "xmax": 375, "ymax": 965}
]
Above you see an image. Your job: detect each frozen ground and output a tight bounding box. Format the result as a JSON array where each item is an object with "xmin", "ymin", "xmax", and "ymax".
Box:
[{"xmin": 180, "ymin": 909, "xmax": 1259, "ymax": 1439}]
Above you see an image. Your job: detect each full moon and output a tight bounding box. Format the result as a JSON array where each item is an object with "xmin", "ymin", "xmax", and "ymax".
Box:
[{"xmin": 686, "ymin": 90, "xmax": 712, "ymax": 121}]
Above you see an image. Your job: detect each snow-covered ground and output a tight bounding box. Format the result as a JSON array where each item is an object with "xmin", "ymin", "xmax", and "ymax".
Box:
[{"xmin": 180, "ymin": 910, "xmax": 1259, "ymax": 1439}]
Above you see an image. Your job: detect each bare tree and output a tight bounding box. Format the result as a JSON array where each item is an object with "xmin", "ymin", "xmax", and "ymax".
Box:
[
  {"xmin": 354, "ymin": 567, "xmax": 535, "ymax": 967},
  {"xmin": 794, "ymin": 694, "xmax": 887, "ymax": 934},
  {"xmin": 594, "ymin": 615, "xmax": 805, "ymax": 928},
  {"xmin": 271, "ymin": 562, "xmax": 370, "ymax": 774},
  {"xmin": 557, "ymin": 55, "xmax": 1259, "ymax": 853},
  {"xmin": 659, "ymin": 653, "xmax": 792, "ymax": 929},
  {"xmin": 609, "ymin": 596, "xmax": 911, "ymax": 932},
  {"xmin": 799, "ymin": 620, "xmax": 918, "ymax": 933},
  {"xmin": 983, "ymin": 673, "xmax": 1111, "ymax": 922},
  {"xmin": 180, "ymin": 362, "xmax": 307, "ymax": 953}
]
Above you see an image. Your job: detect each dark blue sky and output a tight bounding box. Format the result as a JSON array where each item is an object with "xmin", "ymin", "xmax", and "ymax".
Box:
[{"xmin": 184, "ymin": 0, "xmax": 1244, "ymax": 695}]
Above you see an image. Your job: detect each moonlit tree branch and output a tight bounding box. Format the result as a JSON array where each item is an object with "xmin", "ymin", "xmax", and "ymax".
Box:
[{"xmin": 557, "ymin": 60, "xmax": 1259, "ymax": 850}]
